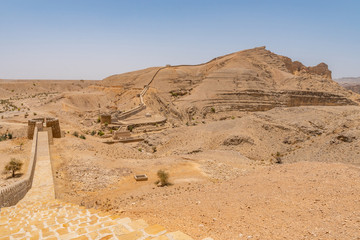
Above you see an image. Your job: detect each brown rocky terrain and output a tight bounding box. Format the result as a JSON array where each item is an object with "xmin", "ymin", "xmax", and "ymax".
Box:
[{"xmin": 1, "ymin": 47, "xmax": 360, "ymax": 239}]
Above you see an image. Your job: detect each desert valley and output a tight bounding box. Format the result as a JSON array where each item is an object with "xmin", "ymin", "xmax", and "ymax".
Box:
[{"xmin": 0, "ymin": 47, "xmax": 359, "ymax": 239}]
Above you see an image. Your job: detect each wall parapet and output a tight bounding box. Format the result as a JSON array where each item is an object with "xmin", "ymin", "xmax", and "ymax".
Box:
[
  {"xmin": 28, "ymin": 117, "xmax": 61, "ymax": 139},
  {"xmin": 116, "ymin": 104, "xmax": 146, "ymax": 120},
  {"xmin": 0, "ymin": 127, "xmax": 39, "ymax": 208}
]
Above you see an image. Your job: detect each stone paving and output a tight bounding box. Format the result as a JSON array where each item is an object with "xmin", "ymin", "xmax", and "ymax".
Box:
[
  {"xmin": 0, "ymin": 199, "xmax": 196, "ymax": 239},
  {"xmin": 0, "ymin": 131, "xmax": 205, "ymax": 240}
]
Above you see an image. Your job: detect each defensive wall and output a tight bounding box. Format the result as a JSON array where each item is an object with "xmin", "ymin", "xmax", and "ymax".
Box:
[
  {"xmin": 0, "ymin": 128, "xmax": 39, "ymax": 208},
  {"xmin": 28, "ymin": 118, "xmax": 61, "ymax": 139}
]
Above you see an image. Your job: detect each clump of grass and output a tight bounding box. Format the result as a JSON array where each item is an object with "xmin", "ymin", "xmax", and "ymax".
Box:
[
  {"xmin": 98, "ymin": 130, "xmax": 104, "ymax": 136},
  {"xmin": 210, "ymin": 107, "xmax": 215, "ymax": 113},
  {"xmin": 79, "ymin": 135, "xmax": 86, "ymax": 140},
  {"xmin": 91, "ymin": 130, "xmax": 96, "ymax": 136},
  {"xmin": 72, "ymin": 131, "xmax": 79, "ymax": 137}
]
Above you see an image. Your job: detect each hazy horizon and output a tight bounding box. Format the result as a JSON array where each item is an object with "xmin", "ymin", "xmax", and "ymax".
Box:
[{"xmin": 1, "ymin": 0, "xmax": 359, "ymax": 80}]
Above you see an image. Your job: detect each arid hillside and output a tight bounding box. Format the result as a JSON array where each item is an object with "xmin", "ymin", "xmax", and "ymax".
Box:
[{"xmin": 101, "ymin": 47, "xmax": 358, "ymax": 123}]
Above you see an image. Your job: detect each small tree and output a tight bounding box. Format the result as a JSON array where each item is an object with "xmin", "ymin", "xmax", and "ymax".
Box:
[
  {"xmin": 156, "ymin": 170, "xmax": 171, "ymax": 187},
  {"xmin": 5, "ymin": 158, "xmax": 23, "ymax": 178}
]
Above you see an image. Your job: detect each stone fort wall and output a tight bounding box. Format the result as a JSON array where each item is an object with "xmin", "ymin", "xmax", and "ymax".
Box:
[
  {"xmin": 28, "ymin": 118, "xmax": 61, "ymax": 139},
  {"xmin": 0, "ymin": 127, "xmax": 39, "ymax": 207}
]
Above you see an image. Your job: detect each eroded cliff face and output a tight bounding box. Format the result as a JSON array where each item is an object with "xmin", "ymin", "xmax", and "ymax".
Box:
[{"xmin": 101, "ymin": 47, "xmax": 358, "ymax": 122}]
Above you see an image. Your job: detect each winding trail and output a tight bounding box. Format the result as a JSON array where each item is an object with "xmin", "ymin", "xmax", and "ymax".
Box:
[{"xmin": 115, "ymin": 54, "xmax": 231, "ymax": 120}]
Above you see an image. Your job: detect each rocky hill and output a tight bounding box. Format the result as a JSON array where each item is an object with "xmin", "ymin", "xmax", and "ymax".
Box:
[{"xmin": 102, "ymin": 47, "xmax": 358, "ymax": 122}]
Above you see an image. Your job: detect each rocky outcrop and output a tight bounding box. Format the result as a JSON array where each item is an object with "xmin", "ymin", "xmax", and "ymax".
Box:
[{"xmin": 280, "ymin": 56, "xmax": 332, "ymax": 79}]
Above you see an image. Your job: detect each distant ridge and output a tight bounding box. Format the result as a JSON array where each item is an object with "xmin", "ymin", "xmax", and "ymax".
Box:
[{"xmin": 335, "ymin": 77, "xmax": 360, "ymax": 94}]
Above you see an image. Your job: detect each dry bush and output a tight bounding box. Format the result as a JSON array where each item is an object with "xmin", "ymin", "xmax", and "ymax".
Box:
[
  {"xmin": 4, "ymin": 158, "xmax": 23, "ymax": 178},
  {"xmin": 156, "ymin": 170, "xmax": 171, "ymax": 187}
]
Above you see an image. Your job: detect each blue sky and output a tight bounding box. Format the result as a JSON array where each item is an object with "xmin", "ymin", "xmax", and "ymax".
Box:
[{"xmin": 0, "ymin": 0, "xmax": 359, "ymax": 79}]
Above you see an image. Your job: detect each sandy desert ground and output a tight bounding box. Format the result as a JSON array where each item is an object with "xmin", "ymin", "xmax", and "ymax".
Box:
[{"xmin": 1, "ymin": 48, "xmax": 360, "ymax": 239}]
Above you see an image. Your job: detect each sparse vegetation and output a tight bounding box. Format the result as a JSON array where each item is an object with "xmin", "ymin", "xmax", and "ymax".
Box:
[
  {"xmin": 4, "ymin": 158, "xmax": 23, "ymax": 178},
  {"xmin": 0, "ymin": 133, "xmax": 13, "ymax": 141},
  {"xmin": 274, "ymin": 152, "xmax": 282, "ymax": 164},
  {"xmin": 73, "ymin": 131, "xmax": 79, "ymax": 137},
  {"xmin": 155, "ymin": 170, "xmax": 171, "ymax": 187},
  {"xmin": 211, "ymin": 107, "xmax": 215, "ymax": 113},
  {"xmin": 127, "ymin": 125, "xmax": 134, "ymax": 132},
  {"xmin": 91, "ymin": 130, "xmax": 96, "ymax": 136},
  {"xmin": 79, "ymin": 135, "xmax": 86, "ymax": 140},
  {"xmin": 98, "ymin": 130, "xmax": 104, "ymax": 136}
]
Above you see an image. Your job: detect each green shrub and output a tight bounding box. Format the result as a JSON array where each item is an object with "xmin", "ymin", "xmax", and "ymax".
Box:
[
  {"xmin": 127, "ymin": 125, "xmax": 134, "ymax": 132},
  {"xmin": 0, "ymin": 134, "xmax": 7, "ymax": 141},
  {"xmin": 79, "ymin": 135, "xmax": 86, "ymax": 140},
  {"xmin": 98, "ymin": 130, "xmax": 104, "ymax": 136},
  {"xmin": 91, "ymin": 130, "xmax": 96, "ymax": 136},
  {"xmin": 73, "ymin": 131, "xmax": 79, "ymax": 137}
]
